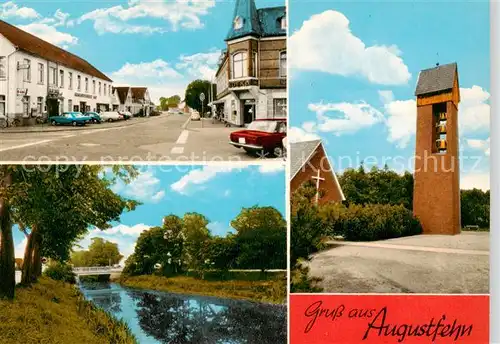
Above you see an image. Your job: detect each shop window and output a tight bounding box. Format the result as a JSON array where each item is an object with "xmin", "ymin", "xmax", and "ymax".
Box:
[
  {"xmin": 273, "ymin": 98, "xmax": 287, "ymax": 118},
  {"xmin": 0, "ymin": 95, "xmax": 5, "ymax": 116}
]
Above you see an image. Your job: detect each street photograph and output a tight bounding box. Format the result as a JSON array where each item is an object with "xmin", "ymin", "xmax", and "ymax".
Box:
[
  {"xmin": 0, "ymin": 164, "xmax": 286, "ymax": 344},
  {"xmin": 288, "ymin": 1, "xmax": 490, "ymax": 294},
  {"xmin": 0, "ymin": 0, "xmax": 287, "ymax": 162}
]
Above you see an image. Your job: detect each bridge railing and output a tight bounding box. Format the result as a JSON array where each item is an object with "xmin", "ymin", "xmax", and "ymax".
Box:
[{"xmin": 73, "ymin": 266, "xmax": 123, "ymax": 272}]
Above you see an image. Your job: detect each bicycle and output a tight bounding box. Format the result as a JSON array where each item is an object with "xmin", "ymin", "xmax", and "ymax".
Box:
[{"xmin": 0, "ymin": 116, "xmax": 21, "ymax": 129}]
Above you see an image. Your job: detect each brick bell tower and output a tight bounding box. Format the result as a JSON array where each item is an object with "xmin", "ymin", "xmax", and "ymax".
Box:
[{"xmin": 413, "ymin": 62, "xmax": 461, "ymax": 235}]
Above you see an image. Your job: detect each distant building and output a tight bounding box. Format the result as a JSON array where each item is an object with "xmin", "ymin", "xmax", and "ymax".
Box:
[
  {"xmin": 130, "ymin": 87, "xmax": 153, "ymax": 116},
  {"xmin": 0, "ymin": 19, "xmax": 113, "ymax": 124},
  {"xmin": 290, "ymin": 140, "xmax": 345, "ymax": 205},
  {"xmin": 212, "ymin": 0, "xmax": 287, "ymax": 127}
]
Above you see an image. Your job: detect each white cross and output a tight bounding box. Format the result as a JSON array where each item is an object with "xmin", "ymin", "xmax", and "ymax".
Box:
[{"xmin": 311, "ymin": 169, "xmax": 325, "ymax": 205}]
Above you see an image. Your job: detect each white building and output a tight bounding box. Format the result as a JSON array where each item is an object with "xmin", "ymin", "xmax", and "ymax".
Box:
[{"xmin": 0, "ymin": 19, "xmax": 113, "ymax": 125}]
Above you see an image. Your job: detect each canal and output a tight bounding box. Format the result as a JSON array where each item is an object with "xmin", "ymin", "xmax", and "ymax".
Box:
[{"xmin": 79, "ymin": 281, "xmax": 287, "ymax": 344}]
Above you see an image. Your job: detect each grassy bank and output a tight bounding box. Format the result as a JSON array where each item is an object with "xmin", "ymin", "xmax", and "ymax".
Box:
[
  {"xmin": 0, "ymin": 277, "xmax": 137, "ymax": 344},
  {"xmin": 120, "ymin": 271, "xmax": 286, "ymax": 304}
]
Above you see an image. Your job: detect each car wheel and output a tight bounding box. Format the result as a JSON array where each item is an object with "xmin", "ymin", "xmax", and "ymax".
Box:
[
  {"xmin": 51, "ymin": 120, "xmax": 56, "ymax": 126},
  {"xmin": 273, "ymin": 146, "xmax": 284, "ymax": 158},
  {"xmin": 72, "ymin": 121, "xmax": 77, "ymax": 127},
  {"xmin": 108, "ymin": 118, "xmax": 113, "ymax": 123}
]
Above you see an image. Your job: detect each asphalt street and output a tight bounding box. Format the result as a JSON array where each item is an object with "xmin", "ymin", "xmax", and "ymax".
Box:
[
  {"xmin": 0, "ymin": 113, "xmax": 282, "ymax": 162},
  {"xmin": 305, "ymin": 232, "xmax": 489, "ymax": 294}
]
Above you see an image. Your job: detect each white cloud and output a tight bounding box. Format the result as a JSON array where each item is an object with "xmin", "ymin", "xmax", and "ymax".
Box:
[
  {"xmin": 18, "ymin": 23, "xmax": 78, "ymax": 48},
  {"xmin": 466, "ymin": 137, "xmax": 490, "ymax": 156},
  {"xmin": 461, "ymin": 173, "xmax": 490, "ymax": 191},
  {"xmin": 39, "ymin": 9, "xmax": 74, "ymax": 28},
  {"xmin": 79, "ymin": 0, "xmax": 215, "ymax": 35},
  {"xmin": 0, "ymin": 1, "xmax": 39, "ymax": 19},
  {"xmin": 258, "ymin": 163, "xmax": 285, "ymax": 174},
  {"xmin": 459, "ymin": 86, "xmax": 490, "ymax": 133},
  {"xmin": 115, "ymin": 170, "xmax": 166, "ymax": 203},
  {"xmin": 176, "ymin": 49, "xmax": 221, "ymax": 80},
  {"xmin": 308, "ymin": 101, "xmax": 384, "ymax": 136},
  {"xmin": 289, "ymin": 10, "xmax": 411, "ymax": 85},
  {"xmin": 171, "ymin": 166, "xmax": 241, "ymax": 195},
  {"xmin": 288, "ymin": 126, "xmax": 321, "ymax": 143}
]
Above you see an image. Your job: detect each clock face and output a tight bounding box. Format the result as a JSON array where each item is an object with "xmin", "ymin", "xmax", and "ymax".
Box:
[{"xmin": 234, "ymin": 16, "xmax": 243, "ymax": 29}]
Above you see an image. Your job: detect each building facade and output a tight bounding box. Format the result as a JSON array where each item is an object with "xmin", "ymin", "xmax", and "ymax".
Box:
[
  {"xmin": 0, "ymin": 20, "xmax": 113, "ymax": 125},
  {"xmin": 212, "ymin": 0, "xmax": 287, "ymax": 126},
  {"xmin": 413, "ymin": 63, "xmax": 461, "ymax": 235},
  {"xmin": 290, "ymin": 140, "xmax": 345, "ymax": 205}
]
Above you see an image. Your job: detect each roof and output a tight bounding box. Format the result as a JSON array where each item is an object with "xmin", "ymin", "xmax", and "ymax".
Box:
[
  {"xmin": 113, "ymin": 87, "xmax": 129, "ymax": 104},
  {"xmin": 226, "ymin": 0, "xmax": 286, "ymax": 41},
  {"xmin": 131, "ymin": 87, "xmax": 147, "ymax": 100},
  {"xmin": 0, "ymin": 20, "xmax": 112, "ymax": 82},
  {"xmin": 415, "ymin": 62, "xmax": 457, "ymax": 96},
  {"xmin": 290, "ymin": 140, "xmax": 322, "ymax": 179}
]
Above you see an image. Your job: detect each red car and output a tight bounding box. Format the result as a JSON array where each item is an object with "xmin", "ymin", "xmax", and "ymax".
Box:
[{"xmin": 229, "ymin": 118, "xmax": 287, "ymax": 157}]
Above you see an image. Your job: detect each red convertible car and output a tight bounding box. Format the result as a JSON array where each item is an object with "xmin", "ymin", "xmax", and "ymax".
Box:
[{"xmin": 229, "ymin": 118, "xmax": 287, "ymax": 157}]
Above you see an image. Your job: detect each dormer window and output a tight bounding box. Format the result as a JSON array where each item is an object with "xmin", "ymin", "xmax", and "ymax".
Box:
[
  {"xmin": 234, "ymin": 16, "xmax": 243, "ymax": 30},
  {"xmin": 278, "ymin": 16, "xmax": 286, "ymax": 30}
]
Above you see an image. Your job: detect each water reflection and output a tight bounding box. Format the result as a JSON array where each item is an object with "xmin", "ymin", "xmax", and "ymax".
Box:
[{"xmin": 79, "ymin": 281, "xmax": 286, "ymax": 344}]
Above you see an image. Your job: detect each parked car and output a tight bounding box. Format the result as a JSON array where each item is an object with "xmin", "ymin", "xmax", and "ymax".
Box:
[
  {"xmin": 84, "ymin": 111, "xmax": 102, "ymax": 124},
  {"xmin": 190, "ymin": 111, "xmax": 201, "ymax": 121},
  {"xmin": 49, "ymin": 112, "xmax": 90, "ymax": 126},
  {"xmin": 99, "ymin": 111, "xmax": 122, "ymax": 122},
  {"xmin": 229, "ymin": 118, "xmax": 287, "ymax": 157},
  {"xmin": 119, "ymin": 111, "xmax": 132, "ymax": 120}
]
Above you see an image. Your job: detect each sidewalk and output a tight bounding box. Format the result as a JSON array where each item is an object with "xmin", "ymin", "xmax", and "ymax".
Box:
[{"xmin": 0, "ymin": 114, "xmax": 167, "ymax": 134}]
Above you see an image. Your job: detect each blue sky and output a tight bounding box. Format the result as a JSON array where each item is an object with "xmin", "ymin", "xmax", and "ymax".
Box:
[
  {"xmin": 289, "ymin": 0, "xmax": 490, "ymax": 191},
  {"xmin": 1, "ymin": 0, "xmax": 283, "ymax": 103},
  {"xmin": 13, "ymin": 164, "xmax": 285, "ymax": 259}
]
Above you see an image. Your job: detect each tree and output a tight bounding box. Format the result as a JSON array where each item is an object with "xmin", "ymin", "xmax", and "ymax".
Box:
[
  {"xmin": 70, "ymin": 237, "xmax": 123, "ymax": 267},
  {"xmin": 0, "ymin": 165, "xmax": 139, "ymax": 295},
  {"xmin": 0, "ymin": 167, "xmax": 15, "ymax": 299},
  {"xmin": 461, "ymin": 189, "xmax": 490, "ymax": 229},
  {"xmin": 184, "ymin": 80, "xmax": 215, "ymax": 113},
  {"xmin": 204, "ymin": 236, "xmax": 238, "ymax": 271},
  {"xmin": 231, "ymin": 206, "xmax": 286, "ymax": 272},
  {"xmin": 181, "ymin": 213, "xmax": 210, "ymax": 277}
]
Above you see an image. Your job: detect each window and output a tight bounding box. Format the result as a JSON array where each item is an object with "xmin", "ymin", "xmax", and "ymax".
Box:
[
  {"xmin": 233, "ymin": 16, "xmax": 243, "ymax": 30},
  {"xmin": 232, "ymin": 52, "xmax": 248, "ymax": 79},
  {"xmin": 93, "ymin": 80, "xmax": 96, "ymax": 94},
  {"xmin": 279, "ymin": 51, "xmax": 287, "ymax": 77},
  {"xmin": 280, "ymin": 16, "xmax": 286, "ymax": 30},
  {"xmin": 104, "ymin": 83, "xmax": 107, "ymax": 96},
  {"xmin": 59, "ymin": 69, "xmax": 64, "ymax": 88},
  {"xmin": 50, "ymin": 67, "xmax": 57, "ymax": 85},
  {"xmin": 68, "ymin": 99, "xmax": 73, "ymax": 112},
  {"xmin": 273, "ymin": 98, "xmax": 287, "ymax": 117},
  {"xmin": 98, "ymin": 82, "xmax": 101, "ymax": 95},
  {"xmin": 0, "ymin": 57, "xmax": 5, "ymax": 79},
  {"xmin": 77, "ymin": 75, "xmax": 81, "ymax": 91},
  {"xmin": 38, "ymin": 63, "xmax": 44, "ymax": 84},
  {"xmin": 68, "ymin": 72, "xmax": 73, "ymax": 89},
  {"xmin": 0, "ymin": 95, "xmax": 5, "ymax": 116},
  {"xmin": 22, "ymin": 96, "xmax": 30, "ymax": 116},
  {"xmin": 252, "ymin": 52, "xmax": 258, "ymax": 77},
  {"xmin": 37, "ymin": 97, "xmax": 43, "ymax": 114},
  {"xmin": 85, "ymin": 77, "xmax": 88, "ymax": 92},
  {"xmin": 23, "ymin": 59, "xmax": 31, "ymax": 82}
]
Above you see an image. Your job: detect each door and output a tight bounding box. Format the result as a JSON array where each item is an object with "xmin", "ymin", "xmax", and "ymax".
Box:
[
  {"xmin": 22, "ymin": 96, "xmax": 30, "ymax": 117},
  {"xmin": 243, "ymin": 104, "xmax": 254, "ymax": 124}
]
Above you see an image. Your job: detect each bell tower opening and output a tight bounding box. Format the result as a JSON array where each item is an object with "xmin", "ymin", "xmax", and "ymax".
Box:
[{"xmin": 432, "ymin": 102, "xmax": 447, "ymax": 154}]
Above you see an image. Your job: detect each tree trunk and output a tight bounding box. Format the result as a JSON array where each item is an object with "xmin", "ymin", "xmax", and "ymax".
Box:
[
  {"xmin": 21, "ymin": 226, "xmax": 36, "ymax": 285},
  {"xmin": 32, "ymin": 229, "xmax": 42, "ymax": 279},
  {"xmin": 0, "ymin": 172, "xmax": 15, "ymax": 299}
]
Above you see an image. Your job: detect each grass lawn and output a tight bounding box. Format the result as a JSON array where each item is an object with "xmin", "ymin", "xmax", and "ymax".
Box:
[
  {"xmin": 119, "ymin": 271, "xmax": 287, "ymax": 304},
  {"xmin": 0, "ymin": 277, "xmax": 136, "ymax": 344}
]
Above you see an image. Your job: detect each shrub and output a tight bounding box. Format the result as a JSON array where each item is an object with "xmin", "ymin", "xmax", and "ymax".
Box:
[
  {"xmin": 43, "ymin": 262, "xmax": 77, "ymax": 284},
  {"xmin": 290, "ymin": 265, "xmax": 323, "ymax": 293},
  {"xmin": 339, "ymin": 204, "xmax": 422, "ymax": 241}
]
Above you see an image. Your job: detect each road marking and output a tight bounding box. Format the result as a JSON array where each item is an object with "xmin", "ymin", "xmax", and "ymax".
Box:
[
  {"xmin": 170, "ymin": 146, "xmax": 184, "ymax": 154},
  {"xmin": 176, "ymin": 130, "xmax": 189, "ymax": 144},
  {"xmin": 0, "ymin": 139, "xmax": 54, "ymax": 153},
  {"xmin": 326, "ymin": 240, "xmax": 489, "ymax": 256}
]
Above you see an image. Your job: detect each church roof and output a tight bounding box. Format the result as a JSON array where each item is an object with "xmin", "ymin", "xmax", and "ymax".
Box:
[
  {"xmin": 226, "ymin": 0, "xmax": 286, "ymax": 41},
  {"xmin": 415, "ymin": 62, "xmax": 458, "ymax": 96},
  {"xmin": 290, "ymin": 139, "xmax": 322, "ymax": 179}
]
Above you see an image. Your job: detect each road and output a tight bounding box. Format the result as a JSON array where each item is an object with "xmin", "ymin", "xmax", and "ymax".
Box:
[
  {"xmin": 0, "ymin": 113, "xmax": 283, "ymax": 163},
  {"xmin": 305, "ymin": 232, "xmax": 489, "ymax": 294}
]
